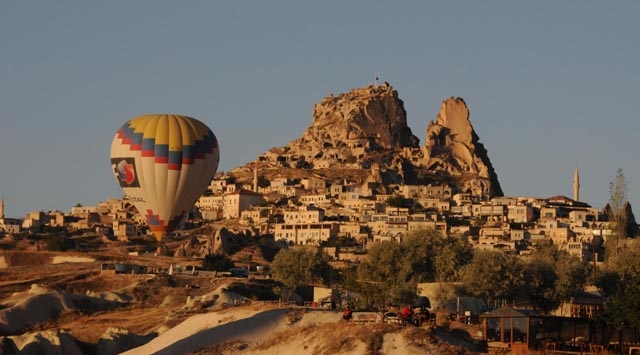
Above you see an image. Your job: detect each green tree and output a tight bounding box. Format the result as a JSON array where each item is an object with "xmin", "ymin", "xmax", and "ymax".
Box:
[
  {"xmin": 201, "ymin": 253, "xmax": 234, "ymax": 273},
  {"xmin": 257, "ymin": 175, "xmax": 271, "ymax": 188},
  {"xmin": 386, "ymin": 196, "xmax": 413, "ymax": 209},
  {"xmin": 597, "ymin": 240, "xmax": 640, "ymax": 333},
  {"xmin": 347, "ymin": 228, "xmax": 471, "ymax": 310},
  {"xmin": 400, "ymin": 229, "xmax": 442, "ymax": 281},
  {"xmin": 270, "ymin": 247, "xmax": 333, "ymax": 300},
  {"xmin": 46, "ymin": 235, "xmax": 75, "ymax": 251},
  {"xmin": 521, "ymin": 244, "xmax": 588, "ymax": 313},
  {"xmin": 434, "ymin": 236, "xmax": 474, "ymax": 281},
  {"xmin": 461, "ymin": 250, "xmax": 524, "ymax": 309},
  {"xmin": 353, "ymin": 241, "xmax": 415, "ymax": 310}
]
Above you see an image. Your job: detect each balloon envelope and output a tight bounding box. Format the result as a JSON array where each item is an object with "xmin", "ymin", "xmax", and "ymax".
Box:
[{"xmin": 110, "ymin": 114, "xmax": 219, "ymax": 242}]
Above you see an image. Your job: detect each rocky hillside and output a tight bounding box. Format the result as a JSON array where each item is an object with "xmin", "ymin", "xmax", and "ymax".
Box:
[{"xmin": 234, "ymin": 82, "xmax": 503, "ymax": 198}]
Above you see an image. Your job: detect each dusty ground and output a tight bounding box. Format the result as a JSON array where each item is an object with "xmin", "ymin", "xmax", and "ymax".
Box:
[{"xmin": 0, "ymin": 248, "xmax": 485, "ymax": 354}]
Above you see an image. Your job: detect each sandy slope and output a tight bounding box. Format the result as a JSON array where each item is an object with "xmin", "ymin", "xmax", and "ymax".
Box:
[
  {"xmin": 122, "ymin": 307, "xmax": 341, "ymax": 355},
  {"xmin": 122, "ymin": 306, "xmax": 454, "ymax": 355}
]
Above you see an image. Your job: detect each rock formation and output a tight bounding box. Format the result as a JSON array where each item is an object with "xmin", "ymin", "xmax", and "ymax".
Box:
[
  {"xmin": 295, "ymin": 82, "xmax": 419, "ymax": 154},
  {"xmin": 602, "ymin": 201, "xmax": 638, "ymax": 237},
  {"xmin": 1, "ymin": 329, "xmax": 83, "ymax": 355},
  {"xmin": 422, "ymin": 97, "xmax": 503, "ymax": 197},
  {"xmin": 96, "ymin": 327, "xmax": 156, "ymax": 355},
  {"xmin": 257, "ymin": 82, "xmax": 419, "ymax": 170},
  {"xmin": 245, "ymin": 83, "xmax": 502, "ymax": 197}
]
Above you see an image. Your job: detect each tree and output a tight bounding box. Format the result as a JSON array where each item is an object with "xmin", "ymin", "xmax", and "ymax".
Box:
[
  {"xmin": 597, "ymin": 240, "xmax": 640, "ymax": 335},
  {"xmin": 521, "ymin": 244, "xmax": 588, "ymax": 313},
  {"xmin": 434, "ymin": 236, "xmax": 474, "ymax": 281},
  {"xmin": 607, "ymin": 168, "xmax": 628, "ymax": 260},
  {"xmin": 346, "ymin": 229, "xmax": 472, "ymax": 310},
  {"xmin": 353, "ymin": 241, "xmax": 415, "ymax": 310},
  {"xmin": 461, "ymin": 250, "xmax": 524, "ymax": 309},
  {"xmin": 201, "ymin": 253, "xmax": 234, "ymax": 273},
  {"xmin": 46, "ymin": 235, "xmax": 75, "ymax": 251},
  {"xmin": 257, "ymin": 175, "xmax": 271, "ymax": 188},
  {"xmin": 399, "ymin": 229, "xmax": 473, "ymax": 282},
  {"xmin": 270, "ymin": 247, "xmax": 333, "ymax": 300},
  {"xmin": 400, "ymin": 229, "xmax": 443, "ymax": 281},
  {"xmin": 386, "ymin": 196, "xmax": 413, "ymax": 209}
]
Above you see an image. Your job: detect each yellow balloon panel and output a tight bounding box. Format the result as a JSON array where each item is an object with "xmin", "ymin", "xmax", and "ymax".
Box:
[{"xmin": 110, "ymin": 114, "xmax": 220, "ymax": 242}]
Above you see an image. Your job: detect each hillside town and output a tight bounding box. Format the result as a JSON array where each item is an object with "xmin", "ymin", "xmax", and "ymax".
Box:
[
  {"xmin": 1, "ymin": 85, "xmax": 639, "ymax": 354},
  {"xmin": 1, "ymin": 165, "xmax": 633, "ymax": 265}
]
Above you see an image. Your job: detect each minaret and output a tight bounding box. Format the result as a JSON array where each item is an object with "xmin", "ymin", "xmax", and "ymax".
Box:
[
  {"xmin": 573, "ymin": 166, "xmax": 580, "ymax": 202},
  {"xmin": 253, "ymin": 166, "xmax": 258, "ymax": 192}
]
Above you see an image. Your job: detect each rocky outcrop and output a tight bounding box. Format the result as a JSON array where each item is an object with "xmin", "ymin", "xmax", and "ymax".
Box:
[
  {"xmin": 257, "ymin": 82, "xmax": 419, "ymax": 169},
  {"xmin": 248, "ymin": 83, "xmax": 502, "ymax": 197},
  {"xmin": 602, "ymin": 201, "xmax": 638, "ymax": 237},
  {"xmin": 302, "ymin": 82, "xmax": 419, "ymax": 151},
  {"xmin": 422, "ymin": 97, "xmax": 503, "ymax": 197},
  {"xmin": 0, "ymin": 284, "xmax": 124, "ymax": 335},
  {"xmin": 96, "ymin": 327, "xmax": 156, "ymax": 355},
  {"xmin": 1, "ymin": 329, "xmax": 83, "ymax": 355}
]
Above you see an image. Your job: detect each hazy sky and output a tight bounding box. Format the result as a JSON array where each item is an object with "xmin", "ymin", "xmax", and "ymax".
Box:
[{"xmin": 1, "ymin": 2, "xmax": 639, "ymax": 218}]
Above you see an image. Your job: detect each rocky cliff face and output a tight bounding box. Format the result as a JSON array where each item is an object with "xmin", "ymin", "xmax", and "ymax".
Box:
[
  {"xmin": 262, "ymin": 82, "xmax": 419, "ymax": 168},
  {"xmin": 304, "ymin": 82, "xmax": 419, "ymax": 150},
  {"xmin": 423, "ymin": 97, "xmax": 503, "ymax": 197},
  {"xmin": 249, "ymin": 83, "xmax": 502, "ymax": 198}
]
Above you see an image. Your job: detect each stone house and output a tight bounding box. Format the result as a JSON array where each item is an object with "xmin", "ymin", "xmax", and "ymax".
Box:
[
  {"xmin": 450, "ymin": 204, "xmax": 472, "ymax": 217},
  {"xmin": 1, "ymin": 218, "xmax": 21, "ymax": 234},
  {"xmin": 337, "ymin": 222, "xmax": 370, "ymax": 241},
  {"xmin": 274, "ymin": 222, "xmax": 338, "ymax": 246},
  {"xmin": 299, "ymin": 194, "xmax": 330, "ymax": 207},
  {"xmin": 240, "ymin": 207, "xmax": 271, "ymax": 226},
  {"xmin": 48, "ymin": 211, "xmax": 66, "ymax": 227},
  {"xmin": 472, "ymin": 204, "xmax": 506, "ymax": 221},
  {"xmin": 113, "ymin": 219, "xmax": 136, "ymax": 240},
  {"xmin": 22, "ymin": 211, "xmax": 45, "ymax": 230},
  {"xmin": 223, "ymin": 190, "xmax": 265, "ymax": 219},
  {"xmin": 69, "ymin": 212, "xmax": 101, "ymax": 230},
  {"xmin": 209, "ymin": 176, "xmax": 230, "ymax": 194},
  {"xmin": 509, "ymin": 229, "xmax": 528, "ymax": 241},
  {"xmin": 418, "ymin": 197, "xmax": 440, "ymax": 211},
  {"xmin": 71, "ymin": 205, "xmax": 98, "ymax": 216},
  {"xmin": 341, "ymin": 198, "xmax": 379, "ymax": 214},
  {"xmin": 196, "ymin": 195, "xmax": 224, "ymax": 211},
  {"xmin": 540, "ymin": 206, "xmax": 558, "ymax": 220},
  {"xmin": 547, "ymin": 227, "xmax": 575, "ymax": 245},
  {"xmin": 507, "ymin": 204, "xmax": 534, "ymax": 223},
  {"xmin": 301, "ymin": 177, "xmax": 326, "ymax": 192},
  {"xmin": 284, "ymin": 205, "xmax": 324, "ymax": 224}
]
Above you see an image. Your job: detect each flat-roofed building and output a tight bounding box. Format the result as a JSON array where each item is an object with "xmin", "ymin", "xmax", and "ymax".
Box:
[
  {"xmin": 274, "ymin": 222, "xmax": 338, "ymax": 246},
  {"xmin": 223, "ymin": 190, "xmax": 265, "ymax": 219},
  {"xmin": 284, "ymin": 205, "xmax": 324, "ymax": 224},
  {"xmin": 508, "ymin": 205, "xmax": 534, "ymax": 223}
]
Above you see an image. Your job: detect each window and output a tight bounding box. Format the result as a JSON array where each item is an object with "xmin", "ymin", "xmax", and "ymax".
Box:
[
  {"xmin": 486, "ymin": 318, "xmax": 500, "ymax": 341},
  {"xmin": 503, "ymin": 318, "xmax": 512, "ymax": 343}
]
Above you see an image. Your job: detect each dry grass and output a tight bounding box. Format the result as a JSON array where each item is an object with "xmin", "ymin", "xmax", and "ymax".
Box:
[
  {"xmin": 252, "ymin": 318, "xmax": 443, "ymax": 355},
  {"xmin": 188, "ymin": 340, "xmax": 250, "ymax": 354},
  {"xmin": 2, "ymin": 251, "xmax": 53, "ymax": 266},
  {"xmin": 0, "ymin": 249, "xmax": 487, "ymax": 354}
]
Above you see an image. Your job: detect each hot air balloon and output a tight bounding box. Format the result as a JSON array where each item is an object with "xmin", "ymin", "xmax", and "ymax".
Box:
[{"xmin": 110, "ymin": 114, "xmax": 219, "ymax": 242}]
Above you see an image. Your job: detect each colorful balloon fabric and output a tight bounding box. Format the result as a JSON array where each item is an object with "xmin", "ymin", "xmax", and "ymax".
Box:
[{"xmin": 110, "ymin": 114, "xmax": 219, "ymax": 242}]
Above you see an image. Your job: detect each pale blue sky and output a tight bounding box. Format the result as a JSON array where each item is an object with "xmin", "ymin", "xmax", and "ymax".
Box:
[{"xmin": 1, "ymin": 1, "xmax": 639, "ymax": 218}]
